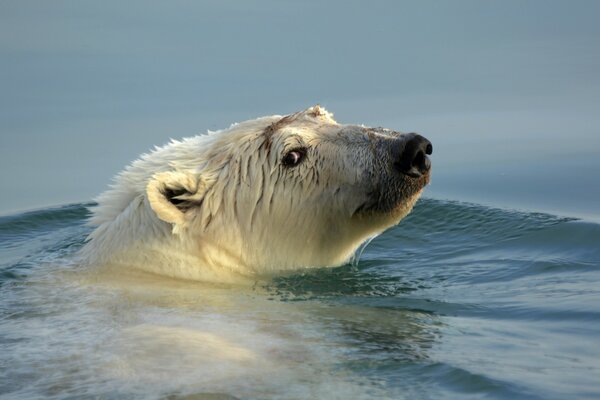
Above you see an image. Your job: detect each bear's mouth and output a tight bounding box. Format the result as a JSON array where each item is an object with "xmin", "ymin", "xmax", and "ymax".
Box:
[{"xmin": 352, "ymin": 171, "xmax": 430, "ymax": 217}]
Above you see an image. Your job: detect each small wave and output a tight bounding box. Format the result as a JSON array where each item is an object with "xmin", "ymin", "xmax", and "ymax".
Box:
[{"xmin": 0, "ymin": 203, "xmax": 91, "ymax": 241}]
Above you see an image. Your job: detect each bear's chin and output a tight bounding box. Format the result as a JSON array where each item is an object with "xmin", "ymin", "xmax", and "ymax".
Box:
[
  {"xmin": 349, "ymin": 188, "xmax": 424, "ymax": 247},
  {"xmin": 354, "ymin": 171, "xmax": 429, "ymax": 218},
  {"xmin": 387, "ymin": 189, "xmax": 424, "ymax": 222}
]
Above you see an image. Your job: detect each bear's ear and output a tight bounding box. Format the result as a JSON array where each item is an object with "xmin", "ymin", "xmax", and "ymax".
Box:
[
  {"xmin": 303, "ymin": 105, "xmax": 337, "ymax": 124},
  {"xmin": 146, "ymin": 171, "xmax": 207, "ymax": 231}
]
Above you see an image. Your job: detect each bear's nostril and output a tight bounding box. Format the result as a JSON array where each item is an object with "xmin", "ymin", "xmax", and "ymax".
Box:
[
  {"xmin": 425, "ymin": 143, "xmax": 433, "ymax": 155},
  {"xmin": 395, "ymin": 134, "xmax": 432, "ymax": 178}
]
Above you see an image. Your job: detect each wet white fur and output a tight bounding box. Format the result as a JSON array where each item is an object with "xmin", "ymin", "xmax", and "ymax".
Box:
[{"xmin": 81, "ymin": 106, "xmax": 421, "ymax": 282}]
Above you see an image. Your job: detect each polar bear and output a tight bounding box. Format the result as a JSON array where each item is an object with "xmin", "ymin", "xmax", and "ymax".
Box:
[{"xmin": 81, "ymin": 106, "xmax": 432, "ymax": 282}]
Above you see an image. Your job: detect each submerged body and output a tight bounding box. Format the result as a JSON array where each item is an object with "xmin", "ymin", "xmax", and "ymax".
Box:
[{"xmin": 81, "ymin": 106, "xmax": 432, "ymax": 281}]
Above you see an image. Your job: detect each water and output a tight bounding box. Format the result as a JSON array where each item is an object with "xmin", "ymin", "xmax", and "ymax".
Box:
[{"xmin": 1, "ymin": 198, "xmax": 599, "ymax": 399}]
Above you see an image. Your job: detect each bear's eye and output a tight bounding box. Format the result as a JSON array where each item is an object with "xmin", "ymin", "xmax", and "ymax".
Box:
[{"xmin": 282, "ymin": 148, "xmax": 306, "ymax": 167}]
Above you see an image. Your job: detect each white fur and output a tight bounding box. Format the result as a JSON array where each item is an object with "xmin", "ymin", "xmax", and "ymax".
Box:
[{"xmin": 81, "ymin": 106, "xmax": 424, "ymax": 282}]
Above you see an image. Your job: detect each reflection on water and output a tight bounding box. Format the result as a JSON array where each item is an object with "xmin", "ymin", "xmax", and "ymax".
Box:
[{"xmin": 2, "ymin": 263, "xmax": 431, "ymax": 399}]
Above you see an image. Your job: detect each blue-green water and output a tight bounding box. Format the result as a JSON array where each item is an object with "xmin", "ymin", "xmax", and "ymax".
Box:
[{"xmin": 1, "ymin": 198, "xmax": 599, "ymax": 399}]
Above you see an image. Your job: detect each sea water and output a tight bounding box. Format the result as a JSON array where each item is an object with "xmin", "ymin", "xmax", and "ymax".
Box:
[{"xmin": 1, "ymin": 198, "xmax": 599, "ymax": 399}]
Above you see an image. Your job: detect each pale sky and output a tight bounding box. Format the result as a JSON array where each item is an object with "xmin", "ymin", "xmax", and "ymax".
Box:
[{"xmin": 1, "ymin": 1, "xmax": 599, "ymax": 216}]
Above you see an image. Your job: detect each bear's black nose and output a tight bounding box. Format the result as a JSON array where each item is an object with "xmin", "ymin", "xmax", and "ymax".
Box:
[{"xmin": 394, "ymin": 134, "xmax": 433, "ymax": 178}]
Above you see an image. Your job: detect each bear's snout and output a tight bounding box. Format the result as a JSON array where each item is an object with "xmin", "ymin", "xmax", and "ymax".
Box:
[{"xmin": 394, "ymin": 133, "xmax": 433, "ymax": 178}]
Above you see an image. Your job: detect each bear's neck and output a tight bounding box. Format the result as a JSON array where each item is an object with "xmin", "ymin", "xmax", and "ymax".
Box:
[{"xmin": 80, "ymin": 196, "xmax": 251, "ymax": 283}]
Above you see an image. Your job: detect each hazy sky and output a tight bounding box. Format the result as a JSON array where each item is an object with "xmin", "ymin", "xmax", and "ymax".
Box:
[{"xmin": 1, "ymin": 1, "xmax": 599, "ymax": 216}]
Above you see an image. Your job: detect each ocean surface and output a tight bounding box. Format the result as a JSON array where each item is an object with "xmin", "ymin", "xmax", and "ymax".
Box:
[{"xmin": 1, "ymin": 197, "xmax": 599, "ymax": 399}]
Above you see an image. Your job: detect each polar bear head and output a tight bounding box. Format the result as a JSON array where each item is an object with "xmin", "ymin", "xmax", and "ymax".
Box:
[{"xmin": 83, "ymin": 106, "xmax": 432, "ymax": 282}]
